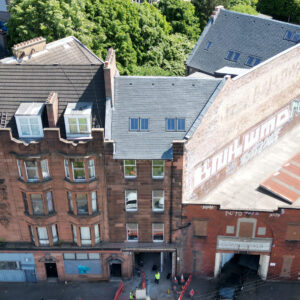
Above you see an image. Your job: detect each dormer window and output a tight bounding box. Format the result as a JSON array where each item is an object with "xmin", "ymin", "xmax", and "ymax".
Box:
[
  {"xmin": 15, "ymin": 103, "xmax": 44, "ymax": 139},
  {"xmin": 64, "ymin": 103, "xmax": 92, "ymax": 139}
]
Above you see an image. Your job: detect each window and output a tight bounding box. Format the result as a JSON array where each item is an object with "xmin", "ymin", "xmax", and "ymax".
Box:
[
  {"xmin": 245, "ymin": 56, "xmax": 261, "ymax": 67},
  {"xmin": 24, "ymin": 161, "xmax": 39, "ymax": 181},
  {"xmin": 76, "ymin": 253, "xmax": 88, "ymax": 260},
  {"xmin": 286, "ymin": 224, "xmax": 300, "ymax": 241},
  {"xmin": 140, "ymin": 118, "xmax": 149, "ymax": 131},
  {"xmin": 127, "ymin": 224, "xmax": 138, "ymax": 241},
  {"xmin": 152, "ymin": 160, "xmax": 164, "ymax": 178},
  {"xmin": 125, "ymin": 190, "xmax": 138, "ymax": 211},
  {"xmin": 17, "ymin": 117, "xmax": 42, "ymax": 137},
  {"xmin": 204, "ymin": 41, "xmax": 212, "ymax": 51},
  {"xmin": 152, "ymin": 223, "xmax": 164, "ymax": 242},
  {"xmin": 284, "ymin": 30, "xmax": 300, "ymax": 42},
  {"xmin": 80, "ymin": 227, "xmax": 91, "ymax": 245},
  {"xmin": 130, "ymin": 118, "xmax": 139, "ymax": 131},
  {"xmin": 94, "ymin": 224, "xmax": 100, "ymax": 244},
  {"xmin": 52, "ymin": 224, "xmax": 58, "ymax": 243},
  {"xmin": 124, "ymin": 160, "xmax": 137, "ymax": 178},
  {"xmin": 0, "ymin": 262, "xmax": 19, "ymax": 270},
  {"xmin": 152, "ymin": 190, "xmax": 164, "ymax": 211},
  {"xmin": 166, "ymin": 118, "xmax": 186, "ymax": 131},
  {"xmin": 31, "ymin": 194, "xmax": 44, "ymax": 215},
  {"xmin": 37, "ymin": 227, "xmax": 49, "ymax": 245},
  {"xmin": 41, "ymin": 159, "xmax": 50, "ymax": 179},
  {"xmin": 177, "ymin": 118, "xmax": 185, "ymax": 131},
  {"xmin": 64, "ymin": 159, "xmax": 70, "ymax": 179},
  {"xmin": 89, "ymin": 253, "xmax": 100, "ymax": 259},
  {"xmin": 91, "ymin": 191, "xmax": 98, "ymax": 213},
  {"xmin": 88, "ymin": 159, "xmax": 95, "ymax": 179},
  {"xmin": 64, "ymin": 253, "xmax": 100, "ymax": 260},
  {"xmin": 46, "ymin": 191, "xmax": 54, "ymax": 214},
  {"xmin": 76, "ymin": 193, "xmax": 88, "ymax": 215},
  {"xmin": 72, "ymin": 225, "xmax": 77, "ymax": 243},
  {"xmin": 72, "ymin": 161, "xmax": 85, "ymax": 181},
  {"xmin": 67, "ymin": 117, "xmax": 89, "ymax": 134},
  {"xmin": 22, "ymin": 192, "xmax": 28, "ymax": 213},
  {"xmin": 64, "ymin": 253, "xmax": 76, "ymax": 260},
  {"xmin": 193, "ymin": 220, "xmax": 208, "ymax": 237},
  {"xmin": 166, "ymin": 118, "xmax": 176, "ymax": 131},
  {"xmin": 16, "ymin": 160, "xmax": 23, "ymax": 179},
  {"xmin": 30, "ymin": 226, "xmax": 35, "ymax": 242},
  {"xmin": 226, "ymin": 50, "xmax": 240, "ymax": 62},
  {"xmin": 68, "ymin": 192, "xmax": 73, "ymax": 212},
  {"xmin": 239, "ymin": 221, "xmax": 254, "ymax": 238}
]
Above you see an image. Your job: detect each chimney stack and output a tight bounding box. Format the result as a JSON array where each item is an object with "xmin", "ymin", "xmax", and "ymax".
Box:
[
  {"xmin": 12, "ymin": 37, "xmax": 46, "ymax": 59},
  {"xmin": 0, "ymin": 30, "xmax": 7, "ymax": 55},
  {"xmin": 211, "ymin": 5, "xmax": 224, "ymax": 21},
  {"xmin": 104, "ymin": 48, "xmax": 118, "ymax": 107},
  {"xmin": 46, "ymin": 92, "xmax": 59, "ymax": 128}
]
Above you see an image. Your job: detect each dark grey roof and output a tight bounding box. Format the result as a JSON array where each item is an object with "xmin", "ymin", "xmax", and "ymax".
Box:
[
  {"xmin": 186, "ymin": 9, "xmax": 300, "ymax": 75},
  {"xmin": 0, "ymin": 64, "xmax": 106, "ymax": 138},
  {"xmin": 1, "ymin": 37, "xmax": 103, "ymax": 65},
  {"xmin": 111, "ymin": 76, "xmax": 222, "ymax": 160}
]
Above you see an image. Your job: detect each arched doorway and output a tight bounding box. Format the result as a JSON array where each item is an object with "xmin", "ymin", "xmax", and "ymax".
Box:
[{"xmin": 106, "ymin": 256, "xmax": 123, "ymax": 279}]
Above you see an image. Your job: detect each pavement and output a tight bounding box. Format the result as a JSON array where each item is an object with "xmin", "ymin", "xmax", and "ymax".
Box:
[{"xmin": 0, "ymin": 277, "xmax": 300, "ymax": 300}]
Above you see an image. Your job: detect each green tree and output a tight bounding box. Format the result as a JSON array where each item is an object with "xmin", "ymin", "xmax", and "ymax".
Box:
[
  {"xmin": 157, "ymin": 0, "xmax": 201, "ymax": 41},
  {"xmin": 257, "ymin": 0, "xmax": 300, "ymax": 24},
  {"xmin": 7, "ymin": 0, "xmax": 92, "ymax": 48},
  {"xmin": 230, "ymin": 3, "xmax": 258, "ymax": 14}
]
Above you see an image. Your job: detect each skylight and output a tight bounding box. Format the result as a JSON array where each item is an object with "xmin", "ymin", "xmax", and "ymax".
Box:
[
  {"xmin": 245, "ymin": 56, "xmax": 261, "ymax": 67},
  {"xmin": 284, "ymin": 30, "xmax": 300, "ymax": 43},
  {"xmin": 226, "ymin": 50, "xmax": 240, "ymax": 62}
]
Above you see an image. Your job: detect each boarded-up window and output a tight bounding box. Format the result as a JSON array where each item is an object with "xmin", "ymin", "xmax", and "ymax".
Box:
[
  {"xmin": 280, "ymin": 255, "xmax": 294, "ymax": 278},
  {"xmin": 239, "ymin": 222, "xmax": 254, "ymax": 238},
  {"xmin": 286, "ymin": 224, "xmax": 300, "ymax": 241},
  {"xmin": 193, "ymin": 220, "xmax": 208, "ymax": 237}
]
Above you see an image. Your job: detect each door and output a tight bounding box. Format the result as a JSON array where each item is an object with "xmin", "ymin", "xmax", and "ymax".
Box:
[
  {"xmin": 110, "ymin": 263, "xmax": 122, "ymax": 277},
  {"xmin": 25, "ymin": 269, "xmax": 37, "ymax": 282},
  {"xmin": 258, "ymin": 255, "xmax": 270, "ymax": 280},
  {"xmin": 45, "ymin": 263, "xmax": 58, "ymax": 278}
]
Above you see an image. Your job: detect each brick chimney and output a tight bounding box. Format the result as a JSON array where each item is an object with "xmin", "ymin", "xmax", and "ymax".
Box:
[
  {"xmin": 12, "ymin": 37, "xmax": 46, "ymax": 59},
  {"xmin": 211, "ymin": 5, "xmax": 224, "ymax": 21},
  {"xmin": 46, "ymin": 92, "xmax": 59, "ymax": 128},
  {"xmin": 104, "ymin": 48, "xmax": 118, "ymax": 107}
]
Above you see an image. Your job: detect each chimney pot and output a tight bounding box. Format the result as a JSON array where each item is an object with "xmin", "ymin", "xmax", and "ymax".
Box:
[
  {"xmin": 46, "ymin": 92, "xmax": 59, "ymax": 128},
  {"xmin": 12, "ymin": 36, "xmax": 46, "ymax": 59}
]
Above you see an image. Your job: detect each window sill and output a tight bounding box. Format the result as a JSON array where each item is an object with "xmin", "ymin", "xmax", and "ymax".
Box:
[
  {"xmin": 64, "ymin": 178, "xmax": 97, "ymax": 184},
  {"xmin": 126, "ymin": 210, "xmax": 138, "ymax": 213},
  {"xmin": 152, "ymin": 210, "xmax": 164, "ymax": 214},
  {"xmin": 25, "ymin": 212, "xmax": 56, "ymax": 218},
  {"xmin": 19, "ymin": 177, "xmax": 52, "ymax": 184},
  {"xmin": 124, "ymin": 176, "xmax": 137, "ymax": 180},
  {"xmin": 68, "ymin": 211, "xmax": 100, "ymax": 218},
  {"xmin": 152, "ymin": 177, "xmax": 164, "ymax": 180}
]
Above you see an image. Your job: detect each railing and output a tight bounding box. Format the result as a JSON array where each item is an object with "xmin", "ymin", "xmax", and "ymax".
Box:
[
  {"xmin": 113, "ymin": 281, "xmax": 124, "ymax": 300},
  {"xmin": 178, "ymin": 274, "xmax": 192, "ymax": 300}
]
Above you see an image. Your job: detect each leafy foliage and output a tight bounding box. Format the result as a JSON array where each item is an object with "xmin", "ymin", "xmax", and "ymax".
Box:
[
  {"xmin": 157, "ymin": 0, "xmax": 200, "ymax": 41},
  {"xmin": 257, "ymin": 0, "xmax": 300, "ymax": 24}
]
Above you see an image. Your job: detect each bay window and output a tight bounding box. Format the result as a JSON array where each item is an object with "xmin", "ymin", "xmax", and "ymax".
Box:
[
  {"xmin": 80, "ymin": 227, "xmax": 92, "ymax": 245},
  {"xmin": 76, "ymin": 193, "xmax": 88, "ymax": 215},
  {"xmin": 72, "ymin": 161, "xmax": 85, "ymax": 181},
  {"xmin": 30, "ymin": 225, "xmax": 59, "ymax": 246},
  {"xmin": 24, "ymin": 191, "xmax": 55, "ymax": 216},
  {"xmin": 18, "ymin": 159, "xmax": 51, "ymax": 182},
  {"xmin": 37, "ymin": 227, "xmax": 49, "ymax": 245},
  {"xmin": 24, "ymin": 161, "xmax": 39, "ymax": 181},
  {"xmin": 31, "ymin": 194, "xmax": 44, "ymax": 215},
  {"xmin": 68, "ymin": 191, "xmax": 98, "ymax": 216}
]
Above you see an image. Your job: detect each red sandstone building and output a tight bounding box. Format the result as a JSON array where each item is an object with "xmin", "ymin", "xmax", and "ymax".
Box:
[{"xmin": 0, "ymin": 7, "xmax": 299, "ymax": 283}]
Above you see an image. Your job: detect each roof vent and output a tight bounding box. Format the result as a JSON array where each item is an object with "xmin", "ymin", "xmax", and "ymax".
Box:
[{"xmin": 12, "ymin": 37, "xmax": 46, "ymax": 59}]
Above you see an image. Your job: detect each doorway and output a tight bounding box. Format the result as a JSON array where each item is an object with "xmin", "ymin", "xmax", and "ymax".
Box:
[
  {"xmin": 45, "ymin": 263, "xmax": 58, "ymax": 278},
  {"xmin": 110, "ymin": 263, "xmax": 122, "ymax": 277}
]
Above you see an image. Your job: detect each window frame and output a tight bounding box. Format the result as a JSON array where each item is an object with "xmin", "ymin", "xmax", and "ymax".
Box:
[
  {"xmin": 64, "ymin": 159, "xmax": 70, "ymax": 179},
  {"xmin": 46, "ymin": 191, "xmax": 54, "ymax": 214},
  {"xmin": 129, "ymin": 118, "xmax": 139, "ymax": 131},
  {"xmin": 37, "ymin": 227, "xmax": 49, "ymax": 246},
  {"xmin": 80, "ymin": 226, "xmax": 92, "ymax": 246},
  {"xmin": 152, "ymin": 160, "xmax": 165, "ymax": 179},
  {"xmin": 41, "ymin": 159, "xmax": 50, "ymax": 179},
  {"xmin": 125, "ymin": 190, "xmax": 138, "ymax": 212},
  {"xmin": 72, "ymin": 160, "xmax": 86, "ymax": 182},
  {"xmin": 166, "ymin": 118, "xmax": 176, "ymax": 131},
  {"xmin": 152, "ymin": 223, "xmax": 164, "ymax": 242},
  {"xmin": 16, "ymin": 116, "xmax": 43, "ymax": 138},
  {"xmin": 88, "ymin": 159, "xmax": 95, "ymax": 179},
  {"xmin": 65, "ymin": 116, "xmax": 91, "ymax": 137},
  {"xmin": 152, "ymin": 190, "xmax": 164, "ymax": 212},
  {"xmin": 124, "ymin": 160, "xmax": 137, "ymax": 178},
  {"xmin": 177, "ymin": 118, "xmax": 185, "ymax": 131},
  {"xmin": 51, "ymin": 224, "xmax": 58, "ymax": 244},
  {"xmin": 225, "ymin": 50, "xmax": 240, "ymax": 62},
  {"xmin": 76, "ymin": 193, "xmax": 89, "ymax": 215},
  {"xmin": 127, "ymin": 223, "xmax": 138, "ymax": 242},
  {"xmin": 91, "ymin": 191, "xmax": 98, "ymax": 213},
  {"xmin": 24, "ymin": 161, "xmax": 39, "ymax": 182},
  {"xmin": 16, "ymin": 159, "xmax": 23, "ymax": 179},
  {"xmin": 140, "ymin": 118, "xmax": 149, "ymax": 131},
  {"xmin": 94, "ymin": 224, "xmax": 100, "ymax": 244},
  {"xmin": 30, "ymin": 193, "xmax": 45, "ymax": 216}
]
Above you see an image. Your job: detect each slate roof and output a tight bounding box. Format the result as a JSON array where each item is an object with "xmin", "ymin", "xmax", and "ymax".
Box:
[
  {"xmin": 0, "ymin": 64, "xmax": 106, "ymax": 138},
  {"xmin": 186, "ymin": 9, "xmax": 300, "ymax": 75},
  {"xmin": 111, "ymin": 76, "xmax": 222, "ymax": 160},
  {"xmin": 1, "ymin": 36, "xmax": 102, "ymax": 65}
]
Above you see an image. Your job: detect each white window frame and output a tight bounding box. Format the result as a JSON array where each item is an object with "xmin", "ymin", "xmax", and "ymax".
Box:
[
  {"xmin": 46, "ymin": 191, "xmax": 54, "ymax": 213},
  {"xmin": 152, "ymin": 223, "xmax": 164, "ymax": 242},
  {"xmin": 30, "ymin": 193, "xmax": 44, "ymax": 215},
  {"xmin": 152, "ymin": 160, "xmax": 164, "ymax": 179},
  {"xmin": 80, "ymin": 226, "xmax": 91, "ymax": 245},
  {"xmin": 124, "ymin": 160, "xmax": 137, "ymax": 178},
  {"xmin": 64, "ymin": 159, "xmax": 70, "ymax": 179},
  {"xmin": 72, "ymin": 160, "xmax": 86, "ymax": 181},
  {"xmin": 94, "ymin": 224, "xmax": 100, "ymax": 244},
  {"xmin": 16, "ymin": 159, "xmax": 23, "ymax": 179},
  {"xmin": 125, "ymin": 190, "xmax": 138, "ymax": 212},
  {"xmin": 16, "ymin": 116, "xmax": 44, "ymax": 138},
  {"xmin": 91, "ymin": 191, "xmax": 98, "ymax": 213},
  {"xmin": 37, "ymin": 227, "xmax": 49, "ymax": 245},
  {"xmin": 24, "ymin": 161, "xmax": 39, "ymax": 181},
  {"xmin": 127, "ymin": 223, "xmax": 138, "ymax": 242},
  {"xmin": 51, "ymin": 224, "xmax": 58, "ymax": 243},
  {"xmin": 41, "ymin": 159, "xmax": 50, "ymax": 179},
  {"xmin": 88, "ymin": 159, "xmax": 95, "ymax": 179},
  {"xmin": 152, "ymin": 190, "xmax": 164, "ymax": 212},
  {"xmin": 65, "ymin": 116, "xmax": 91, "ymax": 138}
]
